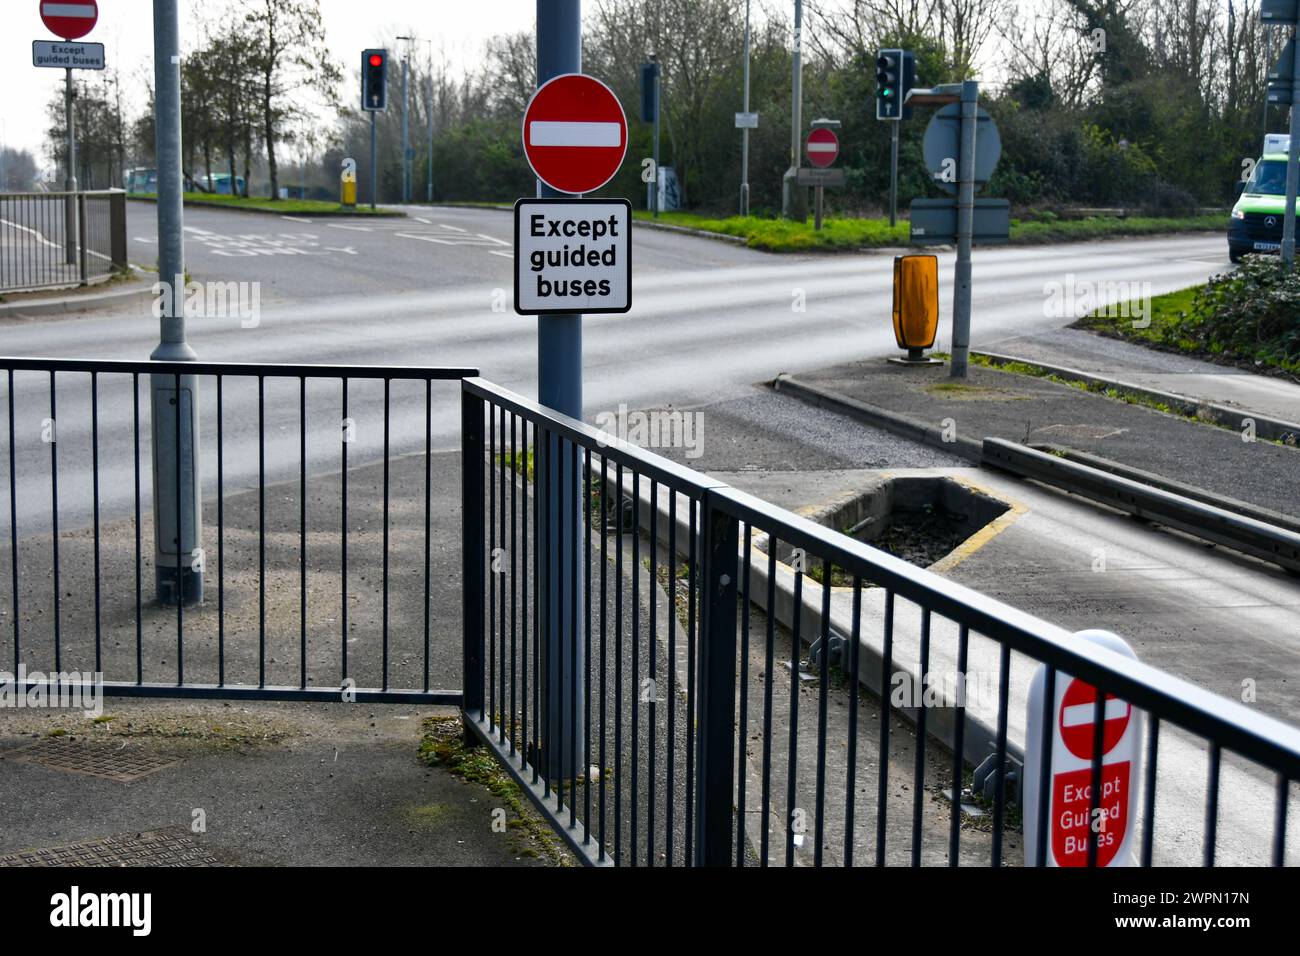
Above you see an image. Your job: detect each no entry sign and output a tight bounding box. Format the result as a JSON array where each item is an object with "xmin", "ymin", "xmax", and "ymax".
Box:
[
  {"xmin": 522, "ymin": 74, "xmax": 628, "ymax": 195},
  {"xmin": 41, "ymin": 1, "xmax": 98, "ymax": 40},
  {"xmin": 514, "ymin": 198, "xmax": 631, "ymax": 315},
  {"xmin": 1024, "ymin": 630, "xmax": 1143, "ymax": 867},
  {"xmin": 806, "ymin": 127, "xmax": 839, "ymax": 168}
]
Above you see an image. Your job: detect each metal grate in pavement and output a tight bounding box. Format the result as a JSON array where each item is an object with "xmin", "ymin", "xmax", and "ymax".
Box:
[
  {"xmin": 4, "ymin": 737, "xmax": 180, "ymax": 782},
  {"xmin": 0, "ymin": 828, "xmax": 223, "ymax": 867}
]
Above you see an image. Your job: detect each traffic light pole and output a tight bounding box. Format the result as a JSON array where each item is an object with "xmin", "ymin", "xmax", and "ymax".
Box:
[
  {"xmin": 401, "ymin": 49, "xmax": 410, "ymax": 203},
  {"xmin": 889, "ymin": 121, "xmax": 899, "ymax": 227},
  {"xmin": 369, "ymin": 111, "xmax": 377, "ymax": 210},
  {"xmin": 951, "ymin": 80, "xmax": 978, "ymax": 379},
  {"xmin": 151, "ymin": 0, "xmax": 203, "ymax": 605},
  {"xmin": 1284, "ymin": 24, "xmax": 1300, "ymax": 267},
  {"xmin": 535, "ymin": 0, "xmax": 584, "ymax": 783},
  {"xmin": 652, "ymin": 66, "xmax": 661, "ymax": 217},
  {"xmin": 427, "ymin": 71, "xmax": 435, "ymax": 202}
]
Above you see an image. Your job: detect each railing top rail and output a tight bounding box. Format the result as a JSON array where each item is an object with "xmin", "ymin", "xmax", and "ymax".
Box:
[
  {"xmin": 0, "ymin": 189, "xmax": 126, "ymax": 200},
  {"xmin": 0, "ymin": 357, "xmax": 479, "ymax": 381},
  {"xmin": 465, "ymin": 377, "xmax": 1300, "ymax": 780},
  {"xmin": 711, "ymin": 484, "xmax": 1300, "ymax": 777},
  {"xmin": 464, "ymin": 376, "xmax": 728, "ymax": 494}
]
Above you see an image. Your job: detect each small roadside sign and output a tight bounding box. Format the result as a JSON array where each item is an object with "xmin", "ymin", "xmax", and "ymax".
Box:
[
  {"xmin": 1024, "ymin": 630, "xmax": 1144, "ymax": 867},
  {"xmin": 796, "ymin": 167, "xmax": 845, "ymax": 187},
  {"xmin": 806, "ymin": 127, "xmax": 839, "ymax": 168},
  {"xmin": 514, "ymin": 198, "xmax": 631, "ymax": 315},
  {"xmin": 40, "ymin": 1, "xmax": 98, "ymax": 40},
  {"xmin": 909, "ymin": 198, "xmax": 1010, "ymax": 245},
  {"xmin": 32, "ymin": 39, "xmax": 104, "ymax": 69},
  {"xmin": 735, "ymin": 112, "xmax": 759, "ymax": 129},
  {"xmin": 522, "ymin": 74, "xmax": 628, "ymax": 195}
]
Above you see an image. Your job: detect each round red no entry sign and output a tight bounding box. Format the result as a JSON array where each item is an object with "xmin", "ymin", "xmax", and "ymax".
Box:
[
  {"xmin": 522, "ymin": 73, "xmax": 628, "ymax": 195},
  {"xmin": 41, "ymin": 1, "xmax": 99, "ymax": 41}
]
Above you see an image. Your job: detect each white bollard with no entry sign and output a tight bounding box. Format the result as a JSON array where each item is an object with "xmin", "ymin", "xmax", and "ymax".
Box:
[{"xmin": 1024, "ymin": 629, "xmax": 1144, "ymax": 867}]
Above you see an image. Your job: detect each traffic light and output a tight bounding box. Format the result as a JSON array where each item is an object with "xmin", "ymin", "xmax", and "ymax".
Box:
[
  {"xmin": 362, "ymin": 49, "xmax": 388, "ymax": 112},
  {"xmin": 641, "ymin": 61, "xmax": 660, "ymax": 123},
  {"xmin": 876, "ymin": 49, "xmax": 902, "ymax": 120}
]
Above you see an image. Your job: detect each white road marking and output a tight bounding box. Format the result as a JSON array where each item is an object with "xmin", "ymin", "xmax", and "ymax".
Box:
[
  {"xmin": 281, "ymin": 215, "xmax": 313, "ymax": 223},
  {"xmin": 529, "ymin": 120, "xmax": 621, "ymax": 147},
  {"xmin": 476, "ymin": 233, "xmax": 510, "ymax": 246},
  {"xmin": 437, "ymin": 223, "xmax": 466, "ymax": 232},
  {"xmin": 414, "ymin": 216, "xmax": 431, "ymax": 224},
  {"xmin": 327, "ymin": 223, "xmax": 373, "ymax": 232},
  {"xmin": 183, "ymin": 225, "xmax": 217, "ymax": 235},
  {"xmin": 133, "ymin": 236, "xmax": 157, "ymax": 243},
  {"xmin": 489, "ymin": 250, "xmax": 514, "ymax": 259}
]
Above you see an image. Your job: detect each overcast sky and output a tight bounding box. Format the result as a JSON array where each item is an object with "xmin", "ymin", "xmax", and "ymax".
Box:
[{"xmin": 1, "ymin": 0, "xmax": 544, "ymax": 161}]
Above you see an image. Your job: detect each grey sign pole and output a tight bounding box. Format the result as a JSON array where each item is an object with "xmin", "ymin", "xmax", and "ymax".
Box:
[
  {"xmin": 740, "ymin": 0, "xmax": 751, "ymax": 215},
  {"xmin": 151, "ymin": 0, "xmax": 202, "ymax": 604},
  {"xmin": 1284, "ymin": 24, "xmax": 1300, "ymax": 267},
  {"xmin": 400, "ymin": 45, "xmax": 410, "ymax": 203},
  {"xmin": 889, "ymin": 121, "xmax": 899, "ymax": 227},
  {"xmin": 369, "ymin": 111, "xmax": 377, "ymax": 210},
  {"xmin": 63, "ymin": 68, "xmax": 78, "ymax": 266},
  {"xmin": 781, "ymin": 0, "xmax": 805, "ymax": 219},
  {"xmin": 951, "ymin": 80, "xmax": 978, "ymax": 379},
  {"xmin": 653, "ymin": 63, "xmax": 662, "ymax": 217},
  {"xmin": 536, "ymin": 0, "xmax": 584, "ymax": 782},
  {"xmin": 427, "ymin": 69, "xmax": 435, "ymax": 203}
]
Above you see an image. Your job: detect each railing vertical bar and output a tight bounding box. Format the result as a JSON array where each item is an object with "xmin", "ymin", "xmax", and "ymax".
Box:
[
  {"xmin": 424, "ymin": 379, "xmax": 433, "ymax": 693},
  {"xmin": 488, "ymin": 405, "xmax": 497, "ymax": 735},
  {"xmin": 991, "ymin": 642, "xmax": 1012, "ymax": 868},
  {"xmin": 844, "ymin": 576, "xmax": 862, "ymax": 868},
  {"xmin": 911, "ymin": 608, "xmax": 931, "ymax": 866},
  {"xmin": 133, "ymin": 372, "xmax": 141, "ymax": 683},
  {"xmin": 258, "ymin": 375, "xmax": 265, "ymax": 687},
  {"xmin": 500, "ymin": 405, "xmax": 508, "ymax": 745},
  {"xmin": 648, "ymin": 478, "xmax": 658, "ymax": 866},
  {"xmin": 1204, "ymin": 743, "xmax": 1221, "ymax": 867},
  {"xmin": 1036, "ymin": 665, "xmax": 1057, "ymax": 867},
  {"xmin": 667, "ymin": 489, "xmax": 677, "ymax": 866},
  {"xmin": 1141, "ymin": 715, "xmax": 1159, "ymax": 866},
  {"xmin": 91, "ymin": 371, "xmax": 101, "ymax": 672},
  {"xmin": 736, "ymin": 523, "xmax": 752, "ymax": 867},
  {"xmin": 299, "ymin": 375, "xmax": 307, "ymax": 689},
  {"xmin": 381, "ymin": 378, "xmax": 391, "ymax": 692},
  {"xmin": 217, "ymin": 375, "xmax": 225, "ymax": 685},
  {"xmin": 786, "ymin": 564, "xmax": 802, "ymax": 867},
  {"xmin": 614, "ymin": 460, "xmax": 624, "ymax": 865},
  {"xmin": 630, "ymin": 468, "xmax": 639, "ymax": 866},
  {"xmin": 876, "ymin": 589, "xmax": 895, "ymax": 867},
  {"xmin": 814, "ymin": 559, "xmax": 832, "ymax": 867},
  {"xmin": 7, "ymin": 369, "xmax": 18, "ymax": 672},
  {"xmin": 174, "ymin": 371, "xmax": 183, "ymax": 682},
  {"xmin": 510, "ymin": 412, "xmax": 519, "ymax": 752},
  {"xmin": 761, "ymin": 543, "xmax": 776, "ymax": 867},
  {"xmin": 583, "ymin": 445, "xmax": 592, "ymax": 843},
  {"xmin": 1273, "ymin": 774, "xmax": 1289, "ymax": 868},
  {"xmin": 520, "ymin": 418, "xmax": 530, "ymax": 763},
  {"xmin": 685, "ymin": 499, "xmax": 697, "ymax": 864},
  {"xmin": 598, "ymin": 452, "xmax": 608, "ymax": 862},
  {"xmin": 568, "ymin": 440, "xmax": 579, "ymax": 829},
  {"xmin": 538, "ymin": 427, "xmax": 548, "ymax": 794},
  {"xmin": 49, "ymin": 370, "xmax": 60, "ymax": 672},
  {"xmin": 948, "ymin": 624, "xmax": 970, "ymax": 867},
  {"xmin": 340, "ymin": 378, "xmax": 349, "ymax": 682}
]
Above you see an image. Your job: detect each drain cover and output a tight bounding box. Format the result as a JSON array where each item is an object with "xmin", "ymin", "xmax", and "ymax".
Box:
[
  {"xmin": 5, "ymin": 737, "xmax": 180, "ymax": 783},
  {"xmin": 0, "ymin": 828, "xmax": 222, "ymax": 867}
]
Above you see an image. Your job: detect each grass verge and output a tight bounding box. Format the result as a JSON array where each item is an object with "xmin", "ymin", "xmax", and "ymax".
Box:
[
  {"xmin": 128, "ymin": 193, "xmax": 402, "ymax": 216},
  {"xmin": 632, "ymin": 211, "xmax": 1223, "ymax": 252}
]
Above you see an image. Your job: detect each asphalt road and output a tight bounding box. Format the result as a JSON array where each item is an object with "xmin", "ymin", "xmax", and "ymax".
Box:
[{"xmin": 0, "ymin": 203, "xmax": 1228, "ymax": 532}]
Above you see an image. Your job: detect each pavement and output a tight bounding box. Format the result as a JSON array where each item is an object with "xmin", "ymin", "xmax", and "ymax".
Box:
[{"xmin": 985, "ymin": 325, "xmax": 1300, "ymax": 425}]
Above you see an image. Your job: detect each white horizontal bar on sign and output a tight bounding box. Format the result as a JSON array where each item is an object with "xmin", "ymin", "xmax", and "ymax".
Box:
[
  {"xmin": 806, "ymin": 142, "xmax": 838, "ymax": 152},
  {"xmin": 530, "ymin": 121, "xmax": 621, "ymax": 148},
  {"xmin": 42, "ymin": 3, "xmax": 98, "ymax": 16},
  {"xmin": 1061, "ymin": 698, "xmax": 1129, "ymax": 727}
]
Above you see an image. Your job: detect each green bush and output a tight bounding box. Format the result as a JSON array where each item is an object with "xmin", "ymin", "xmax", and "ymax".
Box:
[{"xmin": 1175, "ymin": 258, "xmax": 1300, "ymax": 373}]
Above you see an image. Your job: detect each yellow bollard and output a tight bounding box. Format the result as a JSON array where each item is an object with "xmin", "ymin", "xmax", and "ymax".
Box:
[{"xmin": 888, "ymin": 254, "xmax": 942, "ymax": 366}]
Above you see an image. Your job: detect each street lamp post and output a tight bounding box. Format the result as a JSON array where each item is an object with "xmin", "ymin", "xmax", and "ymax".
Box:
[
  {"xmin": 740, "ymin": 0, "xmax": 751, "ymax": 216},
  {"xmin": 781, "ymin": 0, "xmax": 806, "ymax": 220}
]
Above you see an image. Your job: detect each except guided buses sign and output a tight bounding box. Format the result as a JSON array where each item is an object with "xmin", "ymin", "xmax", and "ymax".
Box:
[
  {"xmin": 32, "ymin": 39, "xmax": 105, "ymax": 69},
  {"xmin": 514, "ymin": 198, "xmax": 632, "ymax": 315},
  {"xmin": 1024, "ymin": 629, "xmax": 1144, "ymax": 867}
]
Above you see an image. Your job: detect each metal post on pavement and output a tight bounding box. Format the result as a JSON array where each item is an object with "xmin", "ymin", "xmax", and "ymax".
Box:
[
  {"xmin": 740, "ymin": 0, "xmax": 751, "ymax": 216},
  {"xmin": 889, "ymin": 121, "xmax": 899, "ymax": 227},
  {"xmin": 1283, "ymin": 23, "xmax": 1300, "ymax": 267},
  {"xmin": 399, "ymin": 39, "xmax": 411, "ymax": 204},
  {"xmin": 536, "ymin": 0, "xmax": 584, "ymax": 782},
  {"xmin": 951, "ymin": 79, "xmax": 978, "ymax": 379},
  {"xmin": 652, "ymin": 62, "xmax": 662, "ymax": 217},
  {"xmin": 63, "ymin": 68, "xmax": 78, "ymax": 266},
  {"xmin": 781, "ymin": 0, "xmax": 805, "ymax": 220},
  {"xmin": 370, "ymin": 111, "xmax": 377, "ymax": 210},
  {"xmin": 151, "ymin": 0, "xmax": 203, "ymax": 605},
  {"xmin": 427, "ymin": 66, "xmax": 435, "ymax": 203}
]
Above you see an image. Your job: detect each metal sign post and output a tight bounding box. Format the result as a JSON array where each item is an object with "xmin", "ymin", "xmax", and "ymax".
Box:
[
  {"xmin": 1287, "ymin": 28, "xmax": 1300, "ymax": 266},
  {"xmin": 952, "ymin": 80, "xmax": 978, "ymax": 378},
  {"xmin": 740, "ymin": 0, "xmax": 752, "ymax": 216},
  {"xmin": 781, "ymin": 0, "xmax": 806, "ymax": 220},
  {"xmin": 150, "ymin": 0, "xmax": 203, "ymax": 605}
]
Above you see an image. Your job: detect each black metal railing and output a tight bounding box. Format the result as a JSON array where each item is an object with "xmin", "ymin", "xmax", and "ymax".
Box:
[
  {"xmin": 461, "ymin": 377, "xmax": 1300, "ymax": 867},
  {"xmin": 1, "ymin": 357, "xmax": 476, "ymax": 705},
  {"xmin": 0, "ymin": 190, "xmax": 128, "ymax": 293}
]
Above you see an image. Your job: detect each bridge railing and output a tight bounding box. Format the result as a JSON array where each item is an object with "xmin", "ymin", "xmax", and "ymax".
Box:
[{"xmin": 0, "ymin": 190, "xmax": 129, "ymax": 293}]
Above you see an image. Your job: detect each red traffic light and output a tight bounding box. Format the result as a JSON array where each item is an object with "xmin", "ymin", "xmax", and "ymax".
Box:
[{"xmin": 369, "ymin": 54, "xmax": 383, "ymax": 67}]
